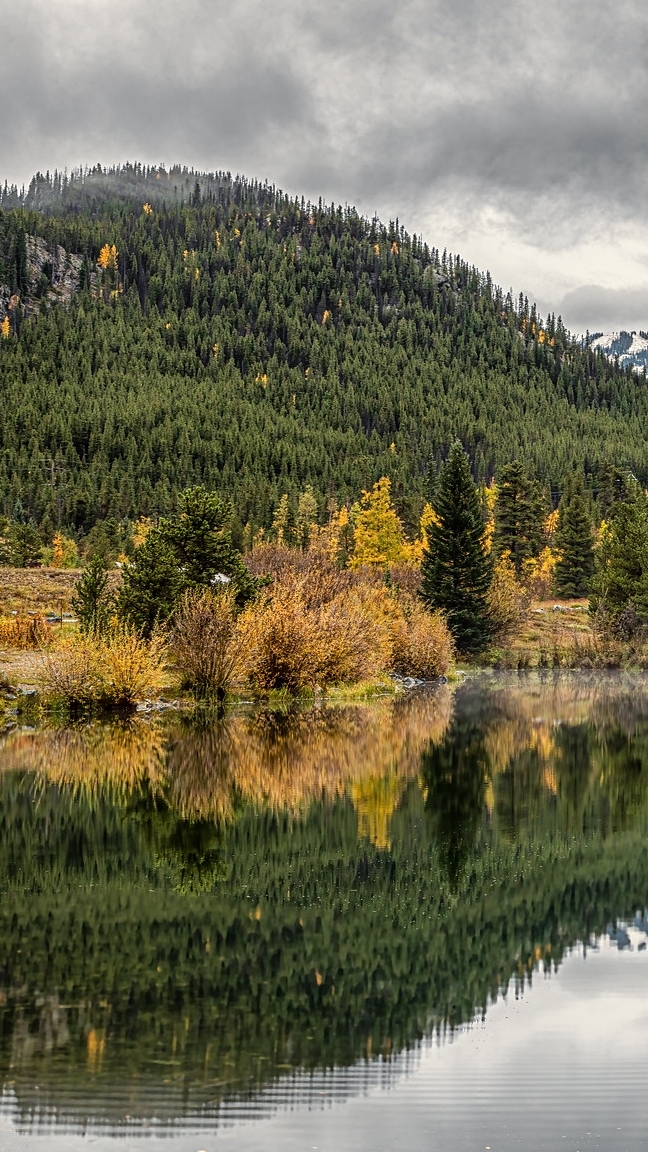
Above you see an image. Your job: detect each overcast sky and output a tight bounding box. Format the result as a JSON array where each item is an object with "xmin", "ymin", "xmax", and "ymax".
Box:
[{"xmin": 2, "ymin": 0, "xmax": 648, "ymax": 333}]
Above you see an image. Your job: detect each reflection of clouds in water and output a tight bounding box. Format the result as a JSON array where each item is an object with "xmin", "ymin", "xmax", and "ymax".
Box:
[
  {"xmin": 4, "ymin": 939, "xmax": 645, "ymax": 1151},
  {"xmin": 214, "ymin": 937, "xmax": 648, "ymax": 1152}
]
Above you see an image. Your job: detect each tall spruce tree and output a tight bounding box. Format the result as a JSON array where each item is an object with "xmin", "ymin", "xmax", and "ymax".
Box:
[
  {"xmin": 420, "ymin": 441, "xmax": 492, "ymax": 653},
  {"xmin": 590, "ymin": 489, "xmax": 648, "ymax": 635},
  {"xmin": 494, "ymin": 461, "xmax": 545, "ymax": 574},
  {"xmin": 554, "ymin": 472, "xmax": 594, "ymax": 598}
]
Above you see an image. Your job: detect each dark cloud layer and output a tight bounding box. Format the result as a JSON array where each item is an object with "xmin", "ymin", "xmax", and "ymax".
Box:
[
  {"xmin": 559, "ymin": 285, "xmax": 648, "ymax": 334},
  {"xmin": 2, "ymin": 0, "xmax": 648, "ymax": 322}
]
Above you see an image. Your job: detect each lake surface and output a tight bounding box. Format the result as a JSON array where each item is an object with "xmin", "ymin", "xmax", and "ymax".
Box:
[{"xmin": 1, "ymin": 673, "xmax": 648, "ymax": 1151}]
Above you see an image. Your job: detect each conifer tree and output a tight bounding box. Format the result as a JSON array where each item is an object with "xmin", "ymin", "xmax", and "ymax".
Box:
[
  {"xmin": 118, "ymin": 486, "xmax": 258, "ymax": 635},
  {"xmin": 554, "ymin": 473, "xmax": 594, "ymax": 598},
  {"xmin": 494, "ymin": 461, "xmax": 545, "ymax": 574},
  {"xmin": 8, "ymin": 520, "xmax": 42, "ymax": 567},
  {"xmin": 72, "ymin": 555, "xmax": 114, "ymax": 635},
  {"xmin": 117, "ymin": 535, "xmax": 185, "ymax": 636},
  {"xmin": 589, "ymin": 489, "xmax": 648, "ymax": 634},
  {"xmin": 420, "ymin": 442, "xmax": 492, "ymax": 652}
]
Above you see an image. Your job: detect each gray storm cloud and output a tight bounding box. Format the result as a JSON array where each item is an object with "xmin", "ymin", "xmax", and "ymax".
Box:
[
  {"xmin": 559, "ymin": 285, "xmax": 648, "ymax": 334},
  {"xmin": 2, "ymin": 0, "xmax": 648, "ymax": 319}
]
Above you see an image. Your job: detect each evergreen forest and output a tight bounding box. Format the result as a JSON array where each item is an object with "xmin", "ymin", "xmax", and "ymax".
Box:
[{"xmin": 1, "ymin": 163, "xmax": 647, "ymax": 540}]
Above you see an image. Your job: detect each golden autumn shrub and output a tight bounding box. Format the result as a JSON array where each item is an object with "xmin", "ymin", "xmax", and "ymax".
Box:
[
  {"xmin": 237, "ymin": 585, "xmax": 321, "ymax": 692},
  {"xmin": 239, "ymin": 544, "xmax": 456, "ymax": 691},
  {"xmin": 40, "ymin": 636, "xmax": 100, "ymax": 704},
  {"xmin": 41, "ymin": 625, "xmax": 167, "ymax": 707},
  {"xmin": 97, "ymin": 626, "xmax": 167, "ymax": 705},
  {"xmin": 391, "ymin": 600, "xmax": 454, "ymax": 678},
  {"xmin": 0, "ymin": 613, "xmax": 52, "ymax": 649},
  {"xmin": 488, "ymin": 551, "xmax": 531, "ymax": 640},
  {"xmin": 171, "ymin": 588, "xmax": 243, "ymax": 697},
  {"xmin": 312, "ymin": 586, "xmax": 394, "ymax": 683},
  {"xmin": 238, "ymin": 580, "xmax": 396, "ymax": 692}
]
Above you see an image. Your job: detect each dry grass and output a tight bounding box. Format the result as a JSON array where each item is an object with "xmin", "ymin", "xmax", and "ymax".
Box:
[
  {"xmin": 0, "ymin": 567, "xmax": 120, "ymax": 615},
  {"xmin": 0, "ymin": 613, "xmax": 52, "ymax": 649}
]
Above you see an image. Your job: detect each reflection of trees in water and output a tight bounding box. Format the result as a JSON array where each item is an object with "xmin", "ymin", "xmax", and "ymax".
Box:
[
  {"xmin": 420, "ymin": 684, "xmax": 491, "ymax": 883},
  {"xmin": 0, "ymin": 689, "xmax": 454, "ymax": 837},
  {"xmin": 477, "ymin": 675, "xmax": 648, "ymax": 842},
  {"xmin": 2, "ymin": 677, "xmax": 648, "ymax": 1127}
]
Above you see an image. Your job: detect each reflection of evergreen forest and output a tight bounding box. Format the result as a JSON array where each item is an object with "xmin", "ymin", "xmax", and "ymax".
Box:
[{"xmin": 2, "ymin": 675, "xmax": 648, "ymax": 1129}]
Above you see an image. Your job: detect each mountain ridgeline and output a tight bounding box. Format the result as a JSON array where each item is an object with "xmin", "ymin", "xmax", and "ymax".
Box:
[{"xmin": 0, "ymin": 162, "xmax": 646, "ymax": 537}]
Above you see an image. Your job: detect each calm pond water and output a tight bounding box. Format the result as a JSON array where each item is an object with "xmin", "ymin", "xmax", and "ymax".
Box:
[{"xmin": 1, "ymin": 673, "xmax": 648, "ymax": 1151}]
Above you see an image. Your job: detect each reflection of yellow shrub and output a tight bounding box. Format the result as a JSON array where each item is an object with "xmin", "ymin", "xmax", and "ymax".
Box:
[
  {"xmin": 1, "ymin": 690, "xmax": 455, "ymax": 828},
  {"xmin": 0, "ymin": 613, "xmax": 52, "ymax": 649},
  {"xmin": 392, "ymin": 600, "xmax": 454, "ymax": 678},
  {"xmin": 41, "ymin": 626, "xmax": 167, "ymax": 706}
]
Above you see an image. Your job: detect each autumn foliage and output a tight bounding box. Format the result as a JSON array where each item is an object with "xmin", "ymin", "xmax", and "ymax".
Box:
[
  {"xmin": 41, "ymin": 626, "xmax": 167, "ymax": 707},
  {"xmin": 0, "ymin": 612, "xmax": 52, "ymax": 649},
  {"xmin": 170, "ymin": 588, "xmax": 243, "ymax": 697},
  {"xmin": 234, "ymin": 545, "xmax": 453, "ymax": 692}
]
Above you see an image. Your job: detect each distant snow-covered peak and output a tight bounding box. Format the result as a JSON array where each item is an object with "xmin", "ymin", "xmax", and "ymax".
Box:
[{"xmin": 589, "ymin": 330, "xmax": 648, "ymax": 369}]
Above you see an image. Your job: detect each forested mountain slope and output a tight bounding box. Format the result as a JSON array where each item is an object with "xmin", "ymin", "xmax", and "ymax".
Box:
[{"xmin": 0, "ymin": 163, "xmax": 646, "ymax": 535}]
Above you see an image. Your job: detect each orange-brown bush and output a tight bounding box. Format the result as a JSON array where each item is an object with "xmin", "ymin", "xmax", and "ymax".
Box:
[
  {"xmin": 0, "ymin": 612, "xmax": 52, "ymax": 649},
  {"xmin": 238, "ymin": 580, "xmax": 394, "ymax": 692},
  {"xmin": 171, "ymin": 588, "xmax": 243, "ymax": 697},
  {"xmin": 246, "ymin": 541, "xmax": 422, "ymax": 606},
  {"xmin": 237, "ymin": 568, "xmax": 454, "ymax": 692},
  {"xmin": 391, "ymin": 599, "xmax": 454, "ymax": 679}
]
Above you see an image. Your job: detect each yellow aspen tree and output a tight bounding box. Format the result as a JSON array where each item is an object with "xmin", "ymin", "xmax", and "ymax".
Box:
[
  {"xmin": 98, "ymin": 244, "xmax": 118, "ymax": 271},
  {"xmin": 544, "ymin": 508, "xmax": 559, "ymax": 544},
  {"xmin": 349, "ymin": 477, "xmax": 406, "ymax": 567},
  {"xmin": 326, "ymin": 505, "xmax": 353, "ymax": 563},
  {"xmin": 272, "ymin": 494, "xmax": 290, "ymax": 545},
  {"xmin": 132, "ymin": 517, "xmax": 153, "ymax": 548},
  {"xmin": 419, "ymin": 502, "xmax": 441, "ymax": 551},
  {"xmin": 481, "ymin": 481, "xmax": 498, "ymax": 554},
  {"xmin": 51, "ymin": 532, "xmax": 79, "ymax": 568},
  {"xmin": 295, "ymin": 485, "xmax": 318, "ymax": 549},
  {"xmin": 0, "ymin": 317, "xmax": 10, "ymax": 339}
]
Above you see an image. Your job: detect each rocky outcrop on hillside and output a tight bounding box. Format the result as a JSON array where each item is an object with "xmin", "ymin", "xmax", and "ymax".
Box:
[{"xmin": 0, "ymin": 235, "xmax": 94, "ymax": 325}]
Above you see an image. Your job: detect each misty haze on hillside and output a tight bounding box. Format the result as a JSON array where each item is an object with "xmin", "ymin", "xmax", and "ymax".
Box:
[{"xmin": 2, "ymin": 0, "xmax": 648, "ymax": 333}]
